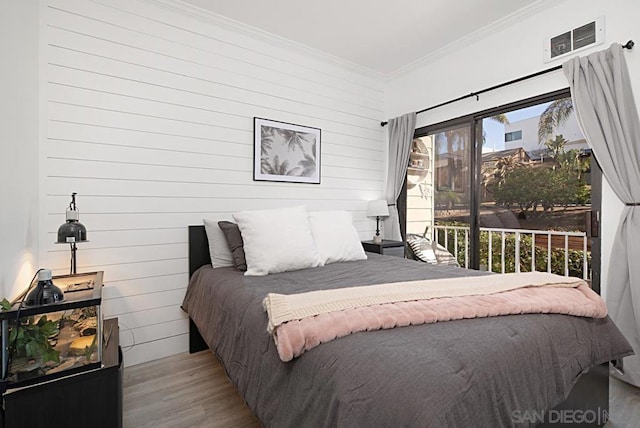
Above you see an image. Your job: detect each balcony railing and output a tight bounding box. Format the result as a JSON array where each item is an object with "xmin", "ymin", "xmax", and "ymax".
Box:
[{"xmin": 431, "ymin": 225, "xmax": 590, "ymax": 280}]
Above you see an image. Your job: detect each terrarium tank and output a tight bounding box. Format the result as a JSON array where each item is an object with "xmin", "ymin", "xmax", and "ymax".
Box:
[{"xmin": 0, "ymin": 271, "xmax": 103, "ymax": 389}]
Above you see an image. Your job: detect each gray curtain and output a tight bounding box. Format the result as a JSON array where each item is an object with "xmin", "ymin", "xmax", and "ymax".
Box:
[
  {"xmin": 564, "ymin": 43, "xmax": 640, "ymax": 387},
  {"xmin": 384, "ymin": 112, "xmax": 416, "ymax": 240}
]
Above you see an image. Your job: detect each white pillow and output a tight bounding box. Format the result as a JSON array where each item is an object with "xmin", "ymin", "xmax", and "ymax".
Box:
[
  {"xmin": 309, "ymin": 211, "xmax": 367, "ymax": 265},
  {"xmin": 203, "ymin": 218, "xmax": 234, "ymax": 268},
  {"xmin": 232, "ymin": 206, "xmax": 323, "ymax": 276}
]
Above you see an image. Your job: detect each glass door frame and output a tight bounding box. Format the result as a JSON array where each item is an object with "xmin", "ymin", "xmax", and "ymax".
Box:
[
  {"xmin": 410, "ymin": 88, "xmax": 600, "ymax": 279},
  {"xmin": 411, "ymin": 116, "xmax": 479, "ymax": 268}
]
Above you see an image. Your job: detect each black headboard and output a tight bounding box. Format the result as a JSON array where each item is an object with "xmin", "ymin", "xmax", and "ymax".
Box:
[{"xmin": 188, "ymin": 225, "xmax": 210, "ymax": 278}]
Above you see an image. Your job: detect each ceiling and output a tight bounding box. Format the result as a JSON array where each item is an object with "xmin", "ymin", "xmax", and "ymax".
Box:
[{"xmin": 180, "ymin": 0, "xmax": 538, "ymax": 75}]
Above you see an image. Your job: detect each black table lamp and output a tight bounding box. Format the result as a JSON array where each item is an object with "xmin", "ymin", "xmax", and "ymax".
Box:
[{"xmin": 56, "ymin": 193, "xmax": 88, "ymax": 275}]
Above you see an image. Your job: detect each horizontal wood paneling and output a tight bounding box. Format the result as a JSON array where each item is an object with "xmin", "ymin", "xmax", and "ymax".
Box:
[
  {"xmin": 51, "ymin": 258, "xmax": 187, "ymax": 282},
  {"xmin": 104, "ymin": 288, "xmax": 187, "ymax": 317},
  {"xmin": 42, "ymin": 0, "xmax": 385, "ymax": 366},
  {"xmin": 45, "ymin": 228, "xmax": 186, "ymax": 250},
  {"xmin": 116, "ymin": 305, "xmax": 187, "ymax": 332},
  {"xmin": 119, "ymin": 319, "xmax": 188, "ymax": 349},
  {"xmin": 45, "ymin": 209, "xmax": 372, "ymax": 232},
  {"xmin": 122, "ymin": 334, "xmax": 189, "ymax": 367},
  {"xmin": 49, "ymin": 0, "xmax": 383, "ymax": 99},
  {"xmin": 101, "ymin": 274, "xmax": 187, "ymax": 300},
  {"xmin": 45, "ymin": 194, "xmax": 378, "ymax": 214},
  {"xmin": 47, "ymin": 242, "xmax": 187, "ymax": 267}
]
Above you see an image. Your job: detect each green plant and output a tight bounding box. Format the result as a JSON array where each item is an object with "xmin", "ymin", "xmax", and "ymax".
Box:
[
  {"xmin": 1, "ymin": 298, "xmax": 60, "ymax": 364},
  {"xmin": 84, "ymin": 334, "xmax": 98, "ymax": 361},
  {"xmin": 435, "ymin": 190, "xmax": 463, "ymax": 210}
]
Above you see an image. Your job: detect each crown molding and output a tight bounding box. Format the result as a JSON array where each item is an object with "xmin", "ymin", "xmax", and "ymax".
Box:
[
  {"xmin": 138, "ymin": 0, "xmax": 385, "ymax": 81},
  {"xmin": 386, "ymin": 0, "xmax": 568, "ymax": 81}
]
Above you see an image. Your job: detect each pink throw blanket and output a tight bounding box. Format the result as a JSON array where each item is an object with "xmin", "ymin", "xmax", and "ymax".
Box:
[{"xmin": 271, "ymin": 282, "xmax": 606, "ymax": 362}]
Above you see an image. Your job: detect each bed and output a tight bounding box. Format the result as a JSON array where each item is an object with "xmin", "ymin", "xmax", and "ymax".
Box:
[{"xmin": 182, "ymin": 225, "xmax": 632, "ymax": 427}]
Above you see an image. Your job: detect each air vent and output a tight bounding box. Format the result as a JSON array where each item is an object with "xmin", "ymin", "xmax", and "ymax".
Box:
[{"xmin": 543, "ymin": 17, "xmax": 604, "ymax": 63}]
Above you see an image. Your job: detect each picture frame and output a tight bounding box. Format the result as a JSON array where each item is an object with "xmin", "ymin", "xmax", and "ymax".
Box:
[{"xmin": 254, "ymin": 117, "xmax": 321, "ymax": 184}]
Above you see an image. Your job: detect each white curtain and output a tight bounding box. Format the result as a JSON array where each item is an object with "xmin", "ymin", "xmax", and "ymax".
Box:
[
  {"xmin": 564, "ymin": 43, "xmax": 640, "ymax": 387},
  {"xmin": 383, "ymin": 112, "xmax": 416, "ymax": 240}
]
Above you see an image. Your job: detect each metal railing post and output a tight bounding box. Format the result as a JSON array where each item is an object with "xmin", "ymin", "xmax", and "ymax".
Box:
[
  {"xmin": 583, "ymin": 236, "xmax": 588, "ymax": 280},
  {"xmin": 515, "ymin": 232, "xmax": 521, "ymax": 273},
  {"xmin": 531, "ymin": 233, "xmax": 536, "ymax": 272},
  {"xmin": 488, "ymin": 232, "xmax": 493, "ymax": 273},
  {"xmin": 501, "ymin": 231, "xmax": 506, "ymax": 274}
]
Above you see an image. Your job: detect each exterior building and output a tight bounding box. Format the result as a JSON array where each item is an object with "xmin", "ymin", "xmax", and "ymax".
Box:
[
  {"xmin": 481, "ymin": 147, "xmax": 530, "ymax": 170},
  {"xmin": 504, "ymin": 114, "xmax": 588, "ymax": 152}
]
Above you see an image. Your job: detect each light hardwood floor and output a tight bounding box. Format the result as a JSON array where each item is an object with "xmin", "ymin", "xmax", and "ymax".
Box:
[
  {"xmin": 607, "ymin": 376, "xmax": 640, "ymax": 427},
  {"xmin": 124, "ymin": 351, "xmax": 640, "ymax": 428},
  {"xmin": 123, "ymin": 351, "xmax": 259, "ymax": 428}
]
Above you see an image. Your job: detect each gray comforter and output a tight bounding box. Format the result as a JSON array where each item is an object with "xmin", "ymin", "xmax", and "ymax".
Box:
[{"xmin": 182, "ymin": 254, "xmax": 632, "ymax": 427}]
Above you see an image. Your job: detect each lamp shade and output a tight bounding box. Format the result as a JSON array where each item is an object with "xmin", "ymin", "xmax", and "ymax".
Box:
[
  {"xmin": 57, "ymin": 220, "xmax": 87, "ymax": 244},
  {"xmin": 367, "ymin": 200, "xmax": 389, "ymax": 218},
  {"xmin": 25, "ymin": 269, "xmax": 64, "ymax": 307},
  {"xmin": 56, "ymin": 193, "xmax": 88, "ymax": 244}
]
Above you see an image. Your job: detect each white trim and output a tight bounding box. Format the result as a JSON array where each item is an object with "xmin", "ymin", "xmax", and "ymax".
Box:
[
  {"xmin": 387, "ymin": 0, "xmax": 567, "ymax": 80},
  {"xmin": 137, "ymin": 0, "xmax": 385, "ymax": 80}
]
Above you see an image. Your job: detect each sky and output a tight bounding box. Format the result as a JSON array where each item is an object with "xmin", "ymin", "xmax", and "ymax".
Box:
[{"xmin": 482, "ymin": 102, "xmax": 550, "ymax": 152}]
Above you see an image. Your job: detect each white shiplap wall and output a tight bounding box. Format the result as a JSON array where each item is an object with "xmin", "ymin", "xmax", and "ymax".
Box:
[{"xmin": 41, "ymin": 0, "xmax": 385, "ymax": 366}]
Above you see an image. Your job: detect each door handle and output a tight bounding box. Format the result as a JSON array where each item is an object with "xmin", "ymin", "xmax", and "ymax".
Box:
[{"xmin": 586, "ymin": 211, "xmax": 600, "ymax": 238}]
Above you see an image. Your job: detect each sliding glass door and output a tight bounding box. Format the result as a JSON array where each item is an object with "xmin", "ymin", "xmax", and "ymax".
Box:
[
  {"xmin": 408, "ymin": 90, "xmax": 599, "ymax": 283},
  {"xmin": 406, "ymin": 122, "xmax": 474, "ymax": 267}
]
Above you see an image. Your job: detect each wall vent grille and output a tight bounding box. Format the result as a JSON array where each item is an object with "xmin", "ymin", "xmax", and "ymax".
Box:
[{"xmin": 543, "ymin": 17, "xmax": 604, "ymax": 63}]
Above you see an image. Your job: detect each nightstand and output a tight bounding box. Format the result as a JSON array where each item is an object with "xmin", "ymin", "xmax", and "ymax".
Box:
[
  {"xmin": 2, "ymin": 318, "xmax": 122, "ymax": 427},
  {"xmin": 362, "ymin": 240, "xmax": 405, "ymax": 258}
]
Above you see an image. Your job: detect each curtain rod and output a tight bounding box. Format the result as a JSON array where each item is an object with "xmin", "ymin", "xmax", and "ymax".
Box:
[{"xmin": 381, "ymin": 39, "xmax": 635, "ymax": 127}]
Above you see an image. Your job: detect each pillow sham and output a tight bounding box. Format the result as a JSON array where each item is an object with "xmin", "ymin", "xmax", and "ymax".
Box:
[
  {"xmin": 217, "ymin": 221, "xmax": 247, "ymax": 271},
  {"xmin": 406, "ymin": 234, "xmax": 438, "ymax": 264},
  {"xmin": 433, "ymin": 243, "xmax": 460, "ymax": 267},
  {"xmin": 308, "ymin": 210, "xmax": 367, "ymax": 264},
  {"xmin": 203, "ymin": 218, "xmax": 234, "ymax": 268},
  {"xmin": 232, "ymin": 206, "xmax": 323, "ymax": 276},
  {"xmin": 406, "ymin": 234, "xmax": 459, "ymax": 267}
]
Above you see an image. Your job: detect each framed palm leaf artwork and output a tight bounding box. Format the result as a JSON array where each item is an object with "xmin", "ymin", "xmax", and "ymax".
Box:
[{"xmin": 254, "ymin": 117, "xmax": 321, "ymax": 184}]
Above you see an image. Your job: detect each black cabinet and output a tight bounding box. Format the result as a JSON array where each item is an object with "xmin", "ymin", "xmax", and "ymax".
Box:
[
  {"xmin": 2, "ymin": 318, "xmax": 122, "ymax": 428},
  {"xmin": 362, "ymin": 240, "xmax": 405, "ymax": 257}
]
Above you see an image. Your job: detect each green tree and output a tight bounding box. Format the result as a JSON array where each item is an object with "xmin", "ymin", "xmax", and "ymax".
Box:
[
  {"xmin": 539, "ymin": 169, "xmax": 583, "ymax": 212},
  {"xmin": 544, "ymin": 134, "xmax": 567, "ymax": 161},
  {"xmin": 489, "ymin": 114, "xmax": 510, "ymax": 126},
  {"xmin": 494, "ymin": 167, "xmax": 585, "ymax": 213},
  {"xmin": 481, "ymin": 155, "xmax": 521, "ymax": 200},
  {"xmin": 556, "ymin": 148, "xmax": 589, "ymax": 179},
  {"xmin": 538, "ymin": 98, "xmax": 574, "ymax": 143},
  {"xmin": 435, "ymin": 115, "xmax": 509, "ymax": 191},
  {"xmin": 494, "ymin": 156, "xmax": 519, "ymax": 187},
  {"xmin": 435, "ymin": 129, "xmax": 467, "ymax": 191},
  {"xmin": 494, "ymin": 167, "xmax": 541, "ymax": 212}
]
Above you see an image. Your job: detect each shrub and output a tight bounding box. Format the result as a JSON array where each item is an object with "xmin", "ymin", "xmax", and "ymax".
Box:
[{"xmin": 494, "ymin": 167, "xmax": 587, "ymax": 213}]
